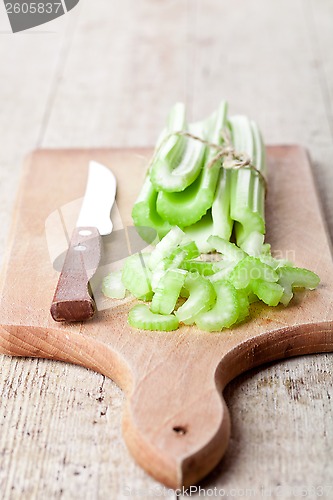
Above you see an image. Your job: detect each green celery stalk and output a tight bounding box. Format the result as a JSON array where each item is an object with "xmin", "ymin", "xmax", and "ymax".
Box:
[
  {"xmin": 154, "ymin": 102, "xmax": 187, "ymax": 166},
  {"xmin": 229, "ymin": 116, "xmax": 266, "ymax": 255},
  {"xmin": 211, "ymin": 167, "xmax": 233, "ymax": 241},
  {"xmin": 131, "ymin": 175, "xmax": 171, "ymax": 243},
  {"xmin": 151, "ymin": 120, "xmax": 206, "ymax": 193},
  {"xmin": 156, "ymin": 102, "xmax": 228, "ymax": 227},
  {"xmin": 183, "ymin": 211, "xmax": 215, "ymax": 253}
]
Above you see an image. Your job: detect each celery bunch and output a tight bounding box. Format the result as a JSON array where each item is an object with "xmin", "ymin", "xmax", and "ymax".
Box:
[
  {"xmin": 102, "ymin": 102, "xmax": 320, "ymax": 333},
  {"xmin": 132, "ymin": 101, "xmax": 266, "ymax": 253},
  {"xmin": 102, "ymin": 228, "xmax": 320, "ymax": 332}
]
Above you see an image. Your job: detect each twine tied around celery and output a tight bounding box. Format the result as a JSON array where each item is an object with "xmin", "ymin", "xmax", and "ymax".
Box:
[{"xmin": 149, "ymin": 127, "xmax": 268, "ymax": 193}]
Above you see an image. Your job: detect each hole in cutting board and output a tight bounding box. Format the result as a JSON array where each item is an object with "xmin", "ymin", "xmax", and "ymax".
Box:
[{"xmin": 173, "ymin": 425, "xmax": 187, "ymax": 435}]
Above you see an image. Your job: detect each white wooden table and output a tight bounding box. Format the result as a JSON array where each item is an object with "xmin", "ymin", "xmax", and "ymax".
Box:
[{"xmin": 0, "ymin": 1, "xmax": 332, "ymax": 498}]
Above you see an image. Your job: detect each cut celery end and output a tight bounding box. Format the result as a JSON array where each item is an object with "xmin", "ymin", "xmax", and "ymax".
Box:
[
  {"xmin": 132, "ymin": 176, "xmax": 171, "ymax": 243},
  {"xmin": 122, "ymin": 253, "xmax": 152, "ymax": 299},
  {"xmin": 181, "ymin": 142, "xmax": 232, "ymax": 248},
  {"xmin": 195, "ymin": 281, "xmax": 239, "ymax": 332},
  {"xmin": 150, "ymin": 269, "xmax": 187, "ymax": 315},
  {"xmin": 234, "ymin": 219, "xmax": 265, "ymax": 254},
  {"xmin": 207, "ymin": 101, "xmax": 228, "ymax": 147},
  {"xmin": 175, "ymin": 274, "xmax": 216, "ymax": 323},
  {"xmin": 155, "ymin": 103, "xmax": 228, "ymax": 227},
  {"xmin": 102, "ymin": 271, "xmax": 126, "ymax": 299},
  {"xmin": 156, "ymin": 163, "xmax": 220, "ymax": 227},
  {"xmin": 251, "ymin": 279, "xmax": 284, "ymax": 307},
  {"xmin": 128, "ymin": 304, "xmax": 179, "ymax": 331},
  {"xmin": 151, "ymin": 121, "xmax": 206, "ymax": 193},
  {"xmin": 149, "ymin": 226, "xmax": 185, "ymax": 270},
  {"xmin": 155, "ymin": 102, "xmax": 187, "ymax": 163},
  {"xmin": 229, "ymin": 256, "xmax": 278, "ymax": 289},
  {"xmin": 208, "ymin": 235, "xmax": 246, "ymax": 262}
]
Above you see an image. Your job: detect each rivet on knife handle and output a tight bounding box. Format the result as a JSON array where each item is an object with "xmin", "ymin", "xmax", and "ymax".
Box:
[{"xmin": 50, "ymin": 227, "xmax": 101, "ymax": 322}]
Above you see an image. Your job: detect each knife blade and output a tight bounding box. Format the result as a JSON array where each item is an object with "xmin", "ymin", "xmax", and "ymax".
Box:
[{"xmin": 50, "ymin": 161, "xmax": 117, "ymax": 322}]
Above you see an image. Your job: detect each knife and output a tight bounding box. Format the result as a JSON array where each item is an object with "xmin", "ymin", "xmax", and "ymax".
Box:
[{"xmin": 50, "ymin": 161, "xmax": 117, "ymax": 322}]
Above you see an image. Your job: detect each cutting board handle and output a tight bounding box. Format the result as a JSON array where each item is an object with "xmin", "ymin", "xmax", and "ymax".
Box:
[
  {"xmin": 50, "ymin": 227, "xmax": 101, "ymax": 322},
  {"xmin": 122, "ymin": 358, "xmax": 231, "ymax": 489}
]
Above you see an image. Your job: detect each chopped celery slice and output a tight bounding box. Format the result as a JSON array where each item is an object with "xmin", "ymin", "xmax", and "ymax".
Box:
[
  {"xmin": 208, "ymin": 261, "xmax": 238, "ymax": 283},
  {"xmin": 150, "ymin": 250, "xmax": 187, "ymax": 291},
  {"xmin": 236, "ymin": 289, "xmax": 250, "ymax": 323},
  {"xmin": 149, "ymin": 226, "xmax": 184, "ymax": 270},
  {"xmin": 131, "ymin": 175, "xmax": 171, "ymax": 242},
  {"xmin": 208, "ymin": 235, "xmax": 246, "ymax": 262},
  {"xmin": 156, "ymin": 162, "xmax": 220, "ymax": 226},
  {"xmin": 128, "ymin": 304, "xmax": 179, "ymax": 331},
  {"xmin": 102, "ymin": 271, "xmax": 126, "ymax": 299},
  {"xmin": 278, "ymin": 266, "xmax": 320, "ymax": 306},
  {"xmin": 259, "ymin": 253, "xmax": 294, "ymax": 270},
  {"xmin": 169, "ymin": 240, "xmax": 200, "ymax": 261},
  {"xmin": 251, "ymin": 279, "xmax": 284, "ymax": 307},
  {"xmin": 195, "ymin": 281, "xmax": 239, "ymax": 332},
  {"xmin": 122, "ymin": 253, "xmax": 153, "ymax": 300},
  {"xmin": 151, "ymin": 121, "xmax": 206, "ymax": 192},
  {"xmin": 151, "ymin": 269, "xmax": 187, "ymax": 314},
  {"xmin": 175, "ymin": 274, "xmax": 216, "ymax": 324},
  {"xmin": 181, "ymin": 259, "xmax": 215, "ymax": 277},
  {"xmin": 229, "ymin": 116, "xmax": 266, "ymax": 255},
  {"xmin": 229, "ymin": 256, "xmax": 278, "ymax": 289}
]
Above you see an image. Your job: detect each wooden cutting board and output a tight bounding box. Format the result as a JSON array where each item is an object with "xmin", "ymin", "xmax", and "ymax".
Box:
[{"xmin": 0, "ymin": 146, "xmax": 332, "ymax": 489}]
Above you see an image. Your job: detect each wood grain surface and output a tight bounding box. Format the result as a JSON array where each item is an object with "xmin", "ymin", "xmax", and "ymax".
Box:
[
  {"xmin": 0, "ymin": 1, "xmax": 332, "ymax": 498},
  {"xmin": 0, "ymin": 146, "xmax": 332, "ymax": 490}
]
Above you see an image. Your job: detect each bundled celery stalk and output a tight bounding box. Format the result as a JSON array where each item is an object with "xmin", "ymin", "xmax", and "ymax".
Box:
[
  {"xmin": 229, "ymin": 116, "xmax": 266, "ymax": 255},
  {"xmin": 102, "ymin": 102, "xmax": 320, "ymax": 333}
]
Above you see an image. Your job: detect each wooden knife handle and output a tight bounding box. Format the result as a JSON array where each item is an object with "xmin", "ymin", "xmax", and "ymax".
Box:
[{"xmin": 50, "ymin": 227, "xmax": 101, "ymax": 322}]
